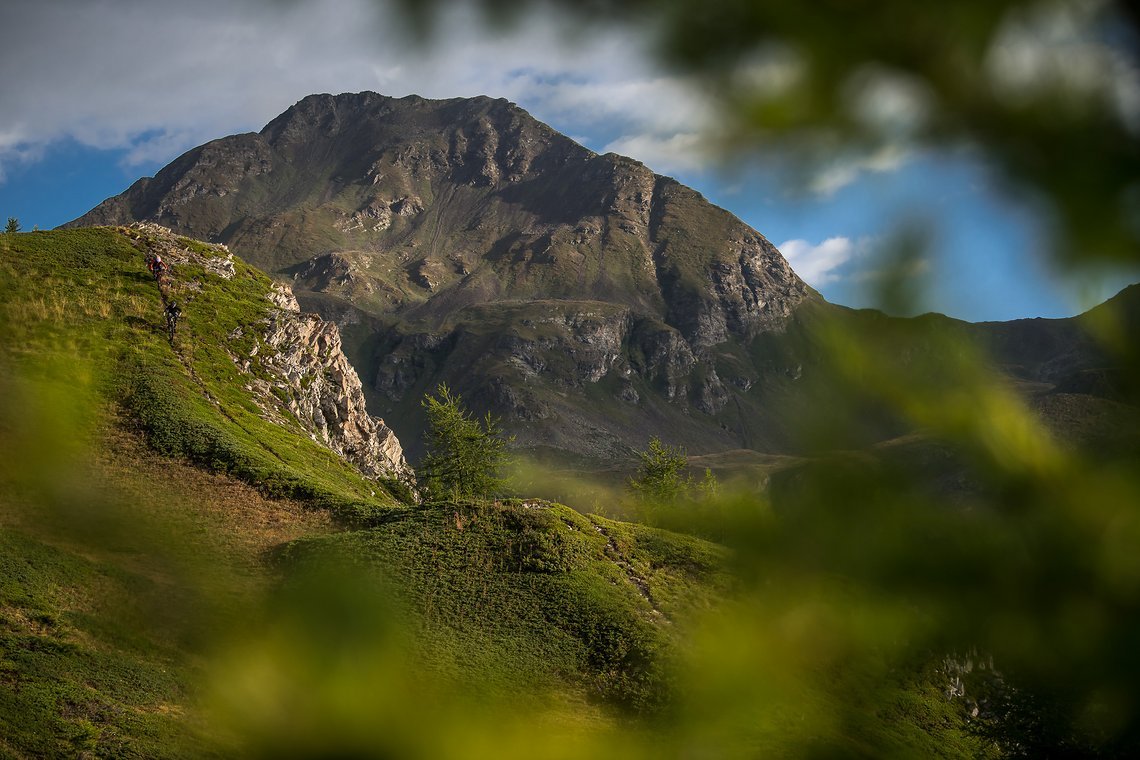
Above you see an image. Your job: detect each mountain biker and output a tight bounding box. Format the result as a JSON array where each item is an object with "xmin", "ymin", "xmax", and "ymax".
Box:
[
  {"xmin": 164, "ymin": 301, "xmax": 181, "ymax": 339},
  {"xmin": 147, "ymin": 253, "xmax": 167, "ymax": 281}
]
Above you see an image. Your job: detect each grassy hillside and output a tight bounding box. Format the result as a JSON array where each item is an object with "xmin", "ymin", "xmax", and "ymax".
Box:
[
  {"xmin": 0, "ymin": 227, "xmax": 1043, "ymax": 758},
  {"xmin": 0, "ymin": 227, "xmax": 399, "ymax": 515},
  {"xmin": 277, "ymin": 499, "xmax": 729, "ymax": 708},
  {"xmin": 0, "ymin": 227, "xmax": 735, "ymax": 756},
  {"xmin": 0, "ymin": 226, "xmax": 400, "ymax": 755},
  {"xmin": 0, "ymin": 423, "xmax": 333, "ymax": 758}
]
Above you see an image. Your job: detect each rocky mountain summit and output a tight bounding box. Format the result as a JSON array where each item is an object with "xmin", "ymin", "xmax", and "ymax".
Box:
[
  {"xmin": 65, "ymin": 93, "xmax": 822, "ymax": 461},
  {"xmin": 74, "ymin": 92, "xmax": 810, "ymax": 332}
]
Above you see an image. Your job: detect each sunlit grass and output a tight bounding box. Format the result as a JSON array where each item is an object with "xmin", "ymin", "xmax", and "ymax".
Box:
[{"xmin": 2, "ymin": 226, "xmax": 1138, "ymax": 756}]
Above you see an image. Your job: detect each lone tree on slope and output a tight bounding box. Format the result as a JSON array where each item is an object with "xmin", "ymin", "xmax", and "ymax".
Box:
[
  {"xmin": 419, "ymin": 383, "xmax": 513, "ymax": 501},
  {"xmin": 628, "ymin": 437, "xmax": 693, "ymax": 505}
]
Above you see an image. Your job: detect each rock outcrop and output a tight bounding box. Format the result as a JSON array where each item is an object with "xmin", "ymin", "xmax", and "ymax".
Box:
[
  {"xmin": 239, "ymin": 282, "xmax": 413, "ymax": 484},
  {"xmin": 123, "ymin": 221, "xmax": 237, "ymax": 279},
  {"xmin": 123, "ymin": 223, "xmax": 413, "ymax": 482}
]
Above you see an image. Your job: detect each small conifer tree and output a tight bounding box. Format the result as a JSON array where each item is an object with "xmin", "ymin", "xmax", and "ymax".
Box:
[
  {"xmin": 698, "ymin": 467, "xmax": 720, "ymax": 501},
  {"xmin": 5, "ymin": 217, "xmax": 19, "ymax": 234},
  {"xmin": 629, "ymin": 437, "xmax": 692, "ymax": 504},
  {"xmin": 419, "ymin": 383, "xmax": 512, "ymax": 501}
]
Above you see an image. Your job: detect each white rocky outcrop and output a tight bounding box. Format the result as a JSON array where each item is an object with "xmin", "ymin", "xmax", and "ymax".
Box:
[{"xmin": 240, "ymin": 282, "xmax": 414, "ymax": 484}]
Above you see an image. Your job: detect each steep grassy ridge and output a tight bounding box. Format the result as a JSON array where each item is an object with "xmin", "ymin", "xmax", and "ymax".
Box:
[
  {"xmin": 0, "ymin": 227, "xmax": 396, "ymax": 755},
  {"xmin": 0, "ymin": 227, "xmax": 399, "ymax": 516}
]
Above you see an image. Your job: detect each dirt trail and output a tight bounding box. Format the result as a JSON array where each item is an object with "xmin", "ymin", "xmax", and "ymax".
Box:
[
  {"xmin": 131, "ymin": 230, "xmax": 291, "ymax": 467},
  {"xmin": 589, "ymin": 518, "xmax": 670, "ymax": 623}
]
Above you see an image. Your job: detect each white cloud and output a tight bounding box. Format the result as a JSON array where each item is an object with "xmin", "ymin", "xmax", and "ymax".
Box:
[
  {"xmin": 0, "ymin": 0, "xmax": 717, "ymax": 184},
  {"xmin": 778, "ymin": 236, "xmax": 866, "ymax": 286},
  {"xmin": 808, "ymin": 144, "xmax": 912, "ymax": 197},
  {"xmin": 121, "ymin": 130, "xmax": 206, "ymax": 167},
  {"xmin": 602, "ymin": 132, "xmax": 707, "ymax": 174}
]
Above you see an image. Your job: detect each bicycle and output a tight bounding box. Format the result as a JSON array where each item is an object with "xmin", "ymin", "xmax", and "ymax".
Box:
[{"xmin": 165, "ymin": 302, "xmax": 181, "ymax": 342}]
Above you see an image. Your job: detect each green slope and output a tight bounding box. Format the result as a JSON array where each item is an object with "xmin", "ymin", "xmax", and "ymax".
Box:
[
  {"xmin": 0, "ymin": 227, "xmax": 400, "ymax": 516},
  {"xmin": 276, "ymin": 499, "xmax": 729, "ymax": 710},
  {"xmin": 0, "ymin": 227, "xmax": 732, "ymax": 756},
  {"xmin": 0, "ymin": 228, "xmax": 1017, "ymax": 758},
  {"xmin": 0, "ymin": 226, "xmax": 402, "ymax": 756}
]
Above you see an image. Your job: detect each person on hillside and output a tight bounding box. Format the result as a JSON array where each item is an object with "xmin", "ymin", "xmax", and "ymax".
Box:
[
  {"xmin": 147, "ymin": 253, "xmax": 167, "ymax": 281},
  {"xmin": 164, "ymin": 301, "xmax": 181, "ymax": 340}
]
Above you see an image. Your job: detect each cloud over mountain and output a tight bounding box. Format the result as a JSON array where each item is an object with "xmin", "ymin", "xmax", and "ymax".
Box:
[
  {"xmin": 0, "ymin": 0, "xmax": 712, "ymax": 182},
  {"xmin": 778, "ymin": 236, "xmax": 870, "ymax": 286}
]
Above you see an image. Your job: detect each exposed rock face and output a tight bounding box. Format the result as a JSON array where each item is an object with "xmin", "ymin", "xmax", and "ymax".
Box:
[
  {"xmin": 496, "ymin": 308, "xmax": 633, "ymax": 385},
  {"xmin": 125, "ymin": 221, "xmax": 237, "ymax": 279},
  {"xmin": 267, "ymin": 281, "xmax": 300, "ymax": 311},
  {"xmin": 240, "ymin": 283, "xmax": 413, "ymax": 483},
  {"xmin": 119, "ymin": 222, "xmax": 413, "ymax": 478},
  {"xmin": 68, "ymin": 92, "xmax": 818, "ymax": 462}
]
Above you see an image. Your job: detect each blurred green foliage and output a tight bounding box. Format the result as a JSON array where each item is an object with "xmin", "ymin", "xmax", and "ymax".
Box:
[{"xmin": 386, "ymin": 0, "xmax": 1140, "ymax": 755}]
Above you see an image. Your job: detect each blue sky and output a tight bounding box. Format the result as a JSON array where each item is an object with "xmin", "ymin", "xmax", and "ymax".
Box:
[{"xmin": 1, "ymin": 0, "xmax": 1135, "ymax": 322}]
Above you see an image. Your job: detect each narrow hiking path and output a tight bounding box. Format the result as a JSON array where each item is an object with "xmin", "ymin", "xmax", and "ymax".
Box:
[
  {"xmin": 588, "ymin": 517, "xmax": 670, "ymax": 623},
  {"xmin": 170, "ymin": 341, "xmax": 291, "ymax": 468},
  {"xmin": 131, "ymin": 229, "xmax": 292, "ymax": 468}
]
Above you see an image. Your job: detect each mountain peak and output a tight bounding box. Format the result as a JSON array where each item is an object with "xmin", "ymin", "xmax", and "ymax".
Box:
[
  {"xmin": 65, "ymin": 91, "xmax": 814, "ymax": 461},
  {"xmin": 259, "ymin": 90, "xmax": 528, "ymax": 144}
]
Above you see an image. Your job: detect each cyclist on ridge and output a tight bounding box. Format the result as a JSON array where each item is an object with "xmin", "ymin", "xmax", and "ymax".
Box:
[{"xmin": 147, "ymin": 253, "xmax": 167, "ymax": 281}]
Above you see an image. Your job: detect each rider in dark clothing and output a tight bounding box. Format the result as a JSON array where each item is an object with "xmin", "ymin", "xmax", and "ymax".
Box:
[{"xmin": 164, "ymin": 301, "xmax": 181, "ymax": 338}]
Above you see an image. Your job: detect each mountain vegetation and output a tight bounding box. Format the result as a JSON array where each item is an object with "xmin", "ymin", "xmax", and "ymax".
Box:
[
  {"xmin": 419, "ymin": 383, "xmax": 512, "ymax": 501},
  {"xmin": 628, "ymin": 437, "xmax": 693, "ymax": 505},
  {"xmin": 3, "ymin": 226, "xmax": 1090, "ymax": 756},
  {"xmin": 0, "ymin": 227, "xmax": 739, "ymax": 756}
]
